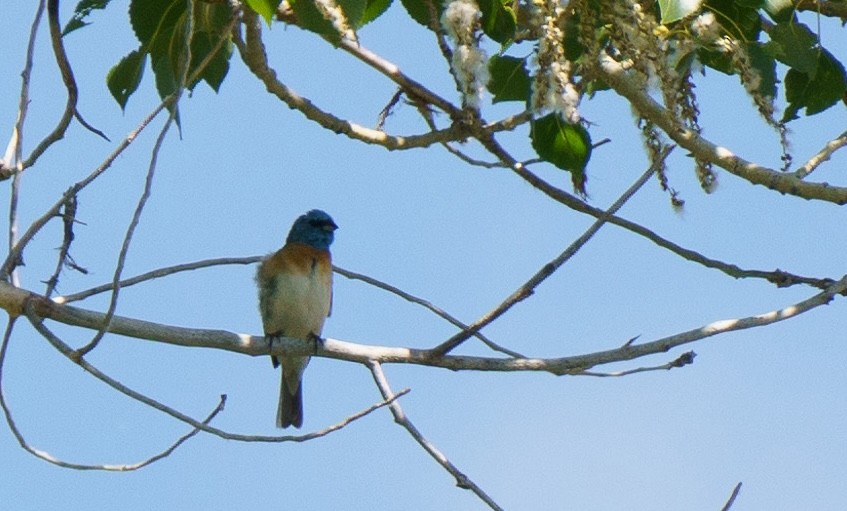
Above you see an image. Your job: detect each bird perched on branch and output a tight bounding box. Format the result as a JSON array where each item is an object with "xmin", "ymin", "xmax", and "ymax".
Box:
[{"xmin": 256, "ymin": 209, "xmax": 337, "ymax": 428}]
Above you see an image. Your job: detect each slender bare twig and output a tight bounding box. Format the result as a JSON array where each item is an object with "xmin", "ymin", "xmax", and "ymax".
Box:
[
  {"xmin": 794, "ymin": 131, "xmax": 847, "ymax": 179},
  {"xmin": 0, "ymin": 99, "xmax": 169, "ymax": 281},
  {"xmin": 432, "ymin": 145, "xmax": 674, "ymax": 356},
  {"xmin": 576, "ymin": 351, "xmax": 696, "ymax": 377},
  {"xmin": 234, "ymin": 10, "xmax": 473, "ymax": 150},
  {"xmin": 335, "ymin": 266, "xmax": 525, "ymax": 358},
  {"xmin": 720, "ymin": 482, "xmax": 743, "ymax": 511},
  {"xmin": 367, "ymin": 361, "xmax": 504, "ymax": 511},
  {"xmin": 43, "ymin": 196, "xmax": 83, "ymax": 297},
  {"xmin": 58, "ymin": 256, "xmax": 262, "ymax": 303},
  {"xmin": 17, "ymin": 0, "xmax": 107, "ymax": 173},
  {"xmin": 24, "ymin": 299, "xmax": 408, "ymax": 442},
  {"xmin": 5, "ymin": 1, "xmax": 47, "ymax": 288},
  {"xmin": 376, "ymin": 89, "xmax": 404, "ymax": 131}
]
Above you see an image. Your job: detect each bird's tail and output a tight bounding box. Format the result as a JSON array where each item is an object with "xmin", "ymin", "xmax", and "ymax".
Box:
[{"xmin": 277, "ymin": 368, "xmax": 304, "ymax": 429}]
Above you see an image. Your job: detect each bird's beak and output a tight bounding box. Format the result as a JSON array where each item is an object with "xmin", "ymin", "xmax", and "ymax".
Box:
[{"xmin": 324, "ymin": 221, "xmax": 338, "ymax": 232}]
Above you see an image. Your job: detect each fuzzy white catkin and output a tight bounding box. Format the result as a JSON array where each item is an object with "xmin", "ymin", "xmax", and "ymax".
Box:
[{"xmin": 441, "ymin": 0, "xmax": 489, "ymax": 109}]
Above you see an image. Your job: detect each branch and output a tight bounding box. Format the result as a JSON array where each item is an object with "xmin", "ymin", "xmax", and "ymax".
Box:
[
  {"xmin": 794, "ymin": 130, "xmax": 847, "ymax": 179},
  {"xmin": 431, "ymin": 145, "xmax": 674, "ymax": 356},
  {"xmin": 367, "ymin": 361, "xmax": 504, "ymax": 511},
  {"xmin": 720, "ymin": 482, "xmax": 743, "ymax": 511},
  {"xmin": 4, "ymin": 1, "xmax": 46, "ymax": 287},
  {"xmin": 58, "ymin": 256, "xmax": 261, "ymax": 303},
  {"xmin": 576, "ymin": 351, "xmax": 696, "ymax": 377},
  {"xmin": 234, "ymin": 10, "xmax": 475, "ymax": 150},
  {"xmin": 5, "ymin": 274, "xmax": 844, "ymax": 374},
  {"xmin": 595, "ymin": 54, "xmax": 847, "ymax": 204}
]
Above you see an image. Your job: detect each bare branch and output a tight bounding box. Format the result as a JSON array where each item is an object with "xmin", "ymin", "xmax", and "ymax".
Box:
[
  {"xmin": 721, "ymin": 482, "xmax": 743, "ymax": 511},
  {"xmin": 4, "ymin": 1, "xmax": 47, "ymax": 288},
  {"xmin": 335, "ymin": 266, "xmax": 525, "ymax": 358},
  {"xmin": 576, "ymin": 351, "xmax": 696, "ymax": 377},
  {"xmin": 8, "ymin": 275, "xmax": 844, "ymax": 375},
  {"xmin": 367, "ymin": 361, "xmax": 504, "ymax": 511},
  {"xmin": 794, "ymin": 131, "xmax": 847, "ymax": 179},
  {"xmin": 595, "ymin": 54, "xmax": 847, "ymax": 204},
  {"xmin": 431, "ymin": 145, "xmax": 674, "ymax": 356},
  {"xmin": 233, "ymin": 10, "xmax": 472, "ymax": 150},
  {"xmin": 58, "ymin": 256, "xmax": 261, "ymax": 303},
  {"xmin": 0, "ymin": 99, "xmax": 171, "ymax": 281}
]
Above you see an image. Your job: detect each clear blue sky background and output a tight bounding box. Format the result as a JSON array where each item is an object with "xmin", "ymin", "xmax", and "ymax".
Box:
[{"xmin": 2, "ymin": 2, "xmax": 846, "ymax": 510}]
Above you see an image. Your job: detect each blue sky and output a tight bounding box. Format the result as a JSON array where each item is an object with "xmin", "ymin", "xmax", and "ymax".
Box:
[{"xmin": 2, "ymin": 2, "xmax": 846, "ymax": 510}]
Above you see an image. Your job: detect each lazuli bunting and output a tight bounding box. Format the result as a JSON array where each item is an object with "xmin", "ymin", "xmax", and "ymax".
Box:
[{"xmin": 256, "ymin": 210, "xmax": 337, "ymax": 428}]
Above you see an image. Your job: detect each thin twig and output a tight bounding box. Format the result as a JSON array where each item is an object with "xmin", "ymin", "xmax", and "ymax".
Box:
[
  {"xmin": 431, "ymin": 145, "xmax": 675, "ymax": 356},
  {"xmin": 720, "ymin": 482, "xmax": 743, "ymax": 511},
  {"xmin": 18, "ymin": 0, "xmax": 83, "ymax": 172},
  {"xmin": 335, "ymin": 266, "xmax": 525, "ymax": 358},
  {"xmin": 376, "ymin": 89, "xmax": 404, "ymax": 131},
  {"xmin": 367, "ymin": 361, "xmax": 504, "ymax": 511},
  {"xmin": 794, "ymin": 130, "xmax": 847, "ymax": 179},
  {"xmin": 58, "ymin": 256, "xmax": 261, "ymax": 303},
  {"xmin": 576, "ymin": 351, "xmax": 696, "ymax": 377},
  {"xmin": 5, "ymin": 1, "xmax": 47, "ymax": 288},
  {"xmin": 234, "ymin": 12, "xmax": 470, "ymax": 150},
  {"xmin": 24, "ymin": 300, "xmax": 408, "ymax": 442}
]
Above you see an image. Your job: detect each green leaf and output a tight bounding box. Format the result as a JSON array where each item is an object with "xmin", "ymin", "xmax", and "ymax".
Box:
[
  {"xmin": 339, "ymin": 0, "xmax": 368, "ymax": 28},
  {"xmin": 190, "ymin": 3, "xmax": 234, "ymax": 91},
  {"xmin": 705, "ymin": 0, "xmax": 761, "ymax": 40},
  {"xmin": 746, "ymin": 42, "xmax": 776, "ymax": 99},
  {"xmin": 487, "ymin": 55, "xmax": 530, "ymax": 103},
  {"xmin": 290, "ymin": 0, "xmax": 338, "ymax": 43},
  {"xmin": 361, "ymin": 0, "xmax": 393, "ymax": 26},
  {"xmin": 477, "ymin": 0, "xmax": 516, "ymax": 43},
  {"xmin": 63, "ymin": 0, "xmax": 112, "ymax": 36},
  {"xmin": 106, "ymin": 49, "xmax": 146, "ymax": 110},
  {"xmin": 122, "ymin": 0, "xmax": 234, "ymax": 107},
  {"xmin": 657, "ymin": 0, "xmax": 702, "ymax": 24},
  {"xmin": 763, "ymin": 22, "xmax": 818, "ymax": 74},
  {"xmin": 245, "ymin": 0, "xmax": 283, "ymax": 25},
  {"xmin": 189, "ymin": 32, "xmax": 232, "ymax": 92},
  {"xmin": 783, "ymin": 48, "xmax": 847, "ymax": 122},
  {"xmin": 400, "ymin": 0, "xmax": 444, "ymax": 28},
  {"xmin": 530, "ymin": 114, "xmax": 592, "ymax": 195}
]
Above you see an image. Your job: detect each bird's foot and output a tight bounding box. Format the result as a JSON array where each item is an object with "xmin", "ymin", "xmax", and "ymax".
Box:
[{"xmin": 308, "ymin": 332, "xmax": 324, "ymax": 355}]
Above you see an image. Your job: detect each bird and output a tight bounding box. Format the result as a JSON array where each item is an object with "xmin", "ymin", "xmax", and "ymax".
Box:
[{"xmin": 256, "ymin": 209, "xmax": 337, "ymax": 428}]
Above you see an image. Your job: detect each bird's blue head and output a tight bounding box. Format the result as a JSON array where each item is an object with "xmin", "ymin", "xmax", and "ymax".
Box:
[{"xmin": 286, "ymin": 209, "xmax": 338, "ymax": 251}]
